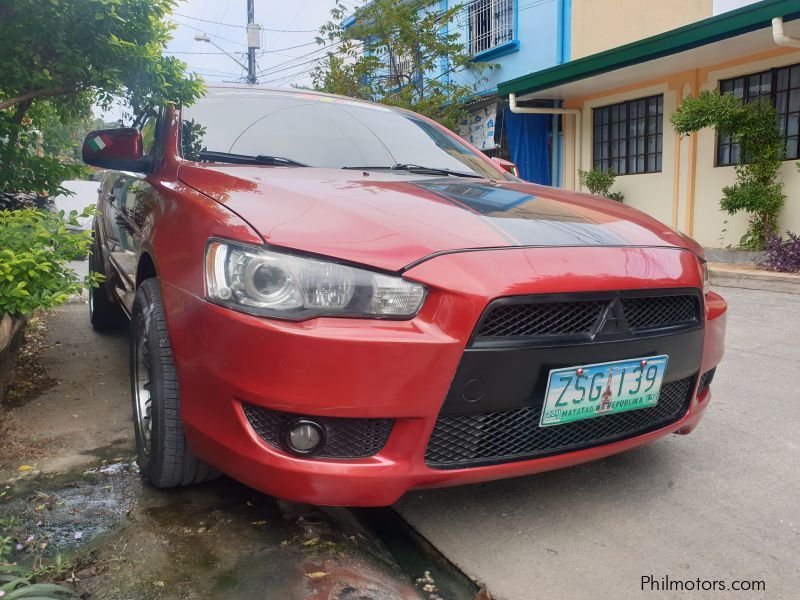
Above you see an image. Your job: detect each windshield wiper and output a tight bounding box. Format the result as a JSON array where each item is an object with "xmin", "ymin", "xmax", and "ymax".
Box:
[
  {"xmin": 198, "ymin": 150, "xmax": 308, "ymax": 167},
  {"xmin": 342, "ymin": 164, "xmax": 482, "ymax": 178}
]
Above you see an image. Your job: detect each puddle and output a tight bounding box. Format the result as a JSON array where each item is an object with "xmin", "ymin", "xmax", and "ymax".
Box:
[
  {"xmin": 0, "ymin": 461, "xmax": 140, "ymax": 554},
  {"xmin": 0, "ymin": 459, "xmax": 431, "ymax": 599},
  {"xmin": 355, "ymin": 508, "xmax": 483, "ymax": 600}
]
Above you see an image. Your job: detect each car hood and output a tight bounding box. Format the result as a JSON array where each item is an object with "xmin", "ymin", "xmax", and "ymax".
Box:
[{"xmin": 178, "ymin": 164, "xmax": 701, "ymax": 271}]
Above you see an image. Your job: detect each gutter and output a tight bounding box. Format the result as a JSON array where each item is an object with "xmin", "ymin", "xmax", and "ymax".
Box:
[
  {"xmin": 508, "ymin": 93, "xmax": 583, "ymax": 191},
  {"xmin": 772, "ymin": 17, "xmax": 800, "ymax": 48}
]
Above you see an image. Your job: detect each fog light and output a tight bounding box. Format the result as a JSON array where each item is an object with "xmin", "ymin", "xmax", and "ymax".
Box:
[{"xmin": 281, "ymin": 419, "xmax": 325, "ymax": 455}]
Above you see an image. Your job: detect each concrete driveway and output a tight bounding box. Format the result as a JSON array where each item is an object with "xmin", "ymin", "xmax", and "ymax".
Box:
[{"xmin": 395, "ymin": 286, "xmax": 800, "ymax": 600}]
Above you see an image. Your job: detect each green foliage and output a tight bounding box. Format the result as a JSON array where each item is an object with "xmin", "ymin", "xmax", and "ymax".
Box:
[
  {"xmin": 312, "ymin": 0, "xmax": 493, "ymax": 130},
  {"xmin": 671, "ymin": 90, "xmax": 785, "ymax": 250},
  {"xmin": 0, "ymin": 0, "xmax": 203, "ymax": 197},
  {"xmin": 181, "ymin": 119, "xmax": 207, "ymax": 161},
  {"xmin": 0, "ymin": 0, "xmax": 203, "ymax": 116},
  {"xmin": 578, "ymin": 168, "xmax": 624, "ymax": 202},
  {"xmin": 0, "ymin": 571, "xmax": 78, "ymax": 599},
  {"xmin": 0, "ymin": 208, "xmax": 102, "ymax": 318},
  {"xmin": 0, "ymin": 536, "xmax": 11, "ymax": 561},
  {"xmin": 0, "ymin": 117, "xmax": 86, "ymax": 198}
]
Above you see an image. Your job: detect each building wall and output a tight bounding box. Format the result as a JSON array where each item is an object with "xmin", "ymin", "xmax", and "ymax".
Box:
[
  {"xmin": 563, "ymin": 47, "xmax": 800, "ymax": 248},
  {"xmin": 694, "ymin": 51, "xmax": 800, "ymax": 247},
  {"xmin": 578, "ymin": 81, "xmax": 678, "ymax": 228},
  {"xmin": 445, "ymin": 0, "xmax": 570, "ymax": 95},
  {"xmin": 570, "ymin": 0, "xmax": 713, "ymax": 59}
]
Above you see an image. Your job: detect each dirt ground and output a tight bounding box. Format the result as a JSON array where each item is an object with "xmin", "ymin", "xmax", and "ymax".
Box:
[
  {"xmin": 0, "ymin": 301, "xmax": 464, "ymax": 600},
  {"xmin": 0, "ymin": 303, "xmax": 131, "ymax": 476}
]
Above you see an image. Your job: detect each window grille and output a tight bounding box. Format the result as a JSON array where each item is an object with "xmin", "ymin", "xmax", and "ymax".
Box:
[
  {"xmin": 593, "ymin": 95, "xmax": 664, "ymax": 175},
  {"xmin": 468, "ymin": 0, "xmax": 514, "ymax": 55},
  {"xmin": 717, "ymin": 63, "xmax": 800, "ymax": 166}
]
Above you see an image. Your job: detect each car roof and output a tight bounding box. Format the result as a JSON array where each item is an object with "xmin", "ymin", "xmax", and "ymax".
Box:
[{"xmin": 199, "ymin": 83, "xmax": 400, "ymax": 114}]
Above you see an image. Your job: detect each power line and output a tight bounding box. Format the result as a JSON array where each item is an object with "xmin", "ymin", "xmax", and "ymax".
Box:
[
  {"xmin": 262, "ymin": 0, "xmax": 557, "ymax": 84},
  {"xmin": 173, "ymin": 11, "xmax": 318, "ymax": 33},
  {"xmin": 171, "ymin": 50, "xmax": 248, "ymax": 55},
  {"xmin": 269, "ymin": 39, "xmax": 323, "ymax": 52},
  {"xmin": 256, "ymin": 41, "xmax": 352, "ymax": 77},
  {"xmin": 168, "ymin": 18, "xmax": 247, "ymax": 46},
  {"xmin": 200, "ymin": 0, "xmax": 231, "ymax": 71},
  {"xmin": 256, "ymin": 36, "xmax": 370, "ymax": 77}
]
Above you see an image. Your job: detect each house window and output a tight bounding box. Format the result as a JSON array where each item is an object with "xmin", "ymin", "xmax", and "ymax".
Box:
[
  {"xmin": 593, "ymin": 95, "xmax": 663, "ymax": 175},
  {"xmin": 717, "ymin": 63, "xmax": 800, "ymax": 166},
  {"xmin": 388, "ymin": 52, "xmax": 416, "ymax": 87},
  {"xmin": 468, "ymin": 0, "xmax": 514, "ymax": 55}
]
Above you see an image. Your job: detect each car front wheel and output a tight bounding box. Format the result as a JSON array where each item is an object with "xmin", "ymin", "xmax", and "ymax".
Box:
[{"xmin": 131, "ymin": 278, "xmax": 218, "ymax": 487}]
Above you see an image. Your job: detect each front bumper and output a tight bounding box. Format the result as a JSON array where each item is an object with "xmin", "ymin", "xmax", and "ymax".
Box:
[{"xmin": 162, "ymin": 246, "xmax": 726, "ymax": 506}]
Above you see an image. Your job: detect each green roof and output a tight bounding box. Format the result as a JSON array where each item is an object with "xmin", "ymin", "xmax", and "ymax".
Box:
[{"xmin": 498, "ymin": 0, "xmax": 800, "ymax": 97}]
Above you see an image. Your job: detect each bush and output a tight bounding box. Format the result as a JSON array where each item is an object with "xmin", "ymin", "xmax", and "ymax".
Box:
[
  {"xmin": 671, "ymin": 91, "xmax": 785, "ymax": 250},
  {"xmin": 0, "ymin": 208, "xmax": 101, "ymax": 318},
  {"xmin": 761, "ymin": 232, "xmax": 800, "ymax": 273},
  {"xmin": 578, "ymin": 168, "xmax": 624, "ymax": 202}
]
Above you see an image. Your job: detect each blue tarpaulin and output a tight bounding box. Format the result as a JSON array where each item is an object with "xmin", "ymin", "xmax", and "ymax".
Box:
[{"xmin": 503, "ymin": 108, "xmax": 550, "ymax": 185}]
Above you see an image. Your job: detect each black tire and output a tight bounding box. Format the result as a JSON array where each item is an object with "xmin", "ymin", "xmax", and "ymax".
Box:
[
  {"xmin": 131, "ymin": 278, "xmax": 219, "ymax": 488},
  {"xmin": 89, "ymin": 239, "xmax": 126, "ymax": 331}
]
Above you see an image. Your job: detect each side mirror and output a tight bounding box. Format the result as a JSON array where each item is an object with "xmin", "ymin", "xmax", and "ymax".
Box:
[
  {"xmin": 491, "ymin": 156, "xmax": 519, "ymax": 178},
  {"xmin": 82, "ymin": 128, "xmax": 149, "ymax": 172}
]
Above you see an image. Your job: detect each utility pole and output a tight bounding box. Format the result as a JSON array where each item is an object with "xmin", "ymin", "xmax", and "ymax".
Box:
[
  {"xmin": 194, "ymin": 1, "xmax": 261, "ymax": 84},
  {"xmin": 246, "ymin": 0, "xmax": 258, "ymax": 84}
]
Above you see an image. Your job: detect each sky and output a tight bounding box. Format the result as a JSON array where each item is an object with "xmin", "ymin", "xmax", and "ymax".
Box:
[
  {"xmin": 713, "ymin": 0, "xmax": 759, "ymax": 14},
  {"xmin": 164, "ymin": 0, "xmax": 347, "ymax": 86},
  {"xmin": 164, "ymin": 0, "xmax": 764, "ymax": 86},
  {"xmin": 99, "ymin": 0, "xmax": 761, "ymax": 121}
]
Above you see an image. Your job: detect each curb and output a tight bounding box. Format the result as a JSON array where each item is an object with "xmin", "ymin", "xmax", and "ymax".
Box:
[{"xmin": 709, "ymin": 263, "xmax": 800, "ymax": 294}]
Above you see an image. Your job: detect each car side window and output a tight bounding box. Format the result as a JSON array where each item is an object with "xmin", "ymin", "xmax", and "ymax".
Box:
[{"xmin": 140, "ymin": 113, "xmax": 158, "ymax": 156}]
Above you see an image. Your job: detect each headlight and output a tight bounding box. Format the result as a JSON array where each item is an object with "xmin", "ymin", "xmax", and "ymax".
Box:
[{"xmin": 205, "ymin": 240, "xmax": 427, "ymax": 320}]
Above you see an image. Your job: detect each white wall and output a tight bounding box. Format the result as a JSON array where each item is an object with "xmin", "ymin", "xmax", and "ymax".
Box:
[
  {"xmin": 693, "ymin": 53, "xmax": 800, "ymax": 247},
  {"xmin": 566, "ymin": 50, "xmax": 800, "ymax": 247},
  {"xmin": 576, "ymin": 82, "xmax": 678, "ymax": 229}
]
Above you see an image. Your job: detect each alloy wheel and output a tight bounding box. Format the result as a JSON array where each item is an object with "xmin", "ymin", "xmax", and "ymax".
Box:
[{"xmin": 133, "ymin": 318, "xmax": 153, "ymax": 455}]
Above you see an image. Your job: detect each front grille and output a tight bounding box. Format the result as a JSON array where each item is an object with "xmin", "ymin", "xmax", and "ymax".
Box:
[
  {"xmin": 474, "ymin": 291, "xmax": 701, "ymax": 341},
  {"xmin": 242, "ymin": 403, "xmax": 393, "ymax": 459},
  {"xmin": 621, "ymin": 295, "xmax": 698, "ymax": 330},
  {"xmin": 477, "ymin": 299, "xmax": 606, "ymax": 338},
  {"xmin": 425, "ymin": 376, "xmax": 694, "ymax": 468}
]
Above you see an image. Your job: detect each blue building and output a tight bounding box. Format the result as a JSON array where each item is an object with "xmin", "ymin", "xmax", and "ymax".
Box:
[
  {"xmin": 444, "ymin": 0, "xmax": 572, "ymax": 185},
  {"xmin": 344, "ymin": 0, "xmax": 573, "ymax": 185},
  {"xmin": 443, "ymin": 0, "xmax": 571, "ymax": 98}
]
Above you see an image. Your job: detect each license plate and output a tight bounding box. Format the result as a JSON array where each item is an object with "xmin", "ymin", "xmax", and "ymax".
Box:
[{"xmin": 540, "ymin": 355, "xmax": 669, "ymax": 427}]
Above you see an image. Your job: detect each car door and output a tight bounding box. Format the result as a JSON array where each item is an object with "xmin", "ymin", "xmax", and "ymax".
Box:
[{"xmin": 102, "ymin": 111, "xmax": 162, "ymax": 313}]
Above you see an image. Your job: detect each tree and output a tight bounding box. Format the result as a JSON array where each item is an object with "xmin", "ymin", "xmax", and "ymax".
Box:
[
  {"xmin": 0, "ymin": 0, "xmax": 203, "ymax": 197},
  {"xmin": 0, "ymin": 0, "xmax": 205, "ymax": 386},
  {"xmin": 671, "ymin": 90, "xmax": 785, "ymax": 250},
  {"xmin": 311, "ymin": 0, "xmax": 493, "ymax": 130}
]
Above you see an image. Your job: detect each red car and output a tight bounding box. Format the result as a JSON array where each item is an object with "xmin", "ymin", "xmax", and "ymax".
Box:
[{"xmin": 83, "ymin": 85, "xmax": 726, "ymax": 506}]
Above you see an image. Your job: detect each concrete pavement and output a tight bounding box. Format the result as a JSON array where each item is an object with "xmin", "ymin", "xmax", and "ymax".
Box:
[{"xmin": 395, "ymin": 286, "xmax": 800, "ymax": 600}]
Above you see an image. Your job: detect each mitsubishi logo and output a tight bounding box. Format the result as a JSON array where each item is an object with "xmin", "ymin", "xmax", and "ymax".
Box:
[{"xmin": 596, "ymin": 296, "xmax": 629, "ymax": 336}]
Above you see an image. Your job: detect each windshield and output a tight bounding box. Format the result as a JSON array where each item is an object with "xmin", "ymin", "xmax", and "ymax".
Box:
[{"xmin": 180, "ymin": 88, "xmax": 507, "ymax": 179}]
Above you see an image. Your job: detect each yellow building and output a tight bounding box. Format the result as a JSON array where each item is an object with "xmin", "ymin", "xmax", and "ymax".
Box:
[
  {"xmin": 570, "ymin": 0, "xmax": 713, "ymax": 59},
  {"xmin": 499, "ymin": 0, "xmax": 800, "ymax": 248}
]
